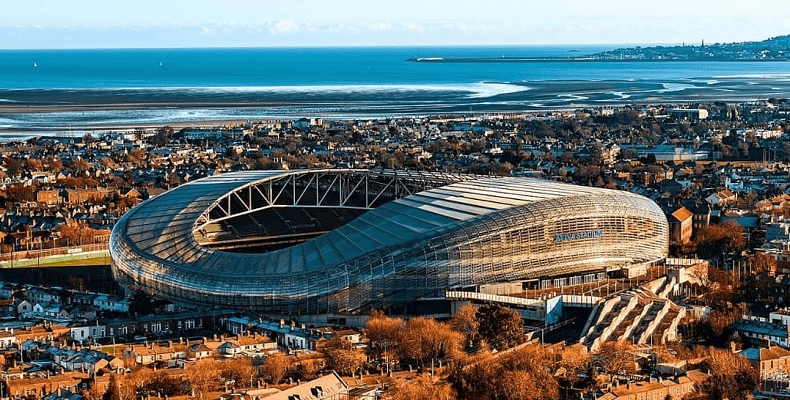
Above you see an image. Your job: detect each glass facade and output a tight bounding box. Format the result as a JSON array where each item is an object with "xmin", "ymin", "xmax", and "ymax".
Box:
[{"xmin": 110, "ymin": 169, "xmax": 668, "ymax": 314}]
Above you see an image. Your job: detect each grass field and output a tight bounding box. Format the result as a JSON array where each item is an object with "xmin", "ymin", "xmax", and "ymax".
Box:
[
  {"xmin": 37, "ymin": 254, "xmax": 110, "ymax": 267},
  {"xmin": 2, "ymin": 251, "xmax": 111, "ymax": 268}
]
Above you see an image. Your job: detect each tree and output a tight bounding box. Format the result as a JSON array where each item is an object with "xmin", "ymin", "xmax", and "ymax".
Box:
[
  {"xmin": 499, "ymin": 370, "xmax": 544, "ymax": 400},
  {"xmin": 56, "ymin": 221, "xmax": 108, "ymax": 247},
  {"xmin": 475, "ymin": 304, "xmax": 525, "ymax": 351},
  {"xmin": 400, "ymin": 317, "xmax": 463, "ymax": 368},
  {"xmin": 450, "ymin": 304, "xmax": 479, "ymax": 345},
  {"xmin": 3, "ymin": 157, "xmax": 23, "ymax": 177},
  {"xmin": 261, "ymin": 352, "xmax": 293, "ymax": 384},
  {"xmin": 102, "ymin": 374, "xmax": 121, "ymax": 400},
  {"xmin": 139, "ymin": 371, "xmax": 187, "ymax": 398},
  {"xmin": 752, "ymin": 252, "xmax": 777, "ymax": 274},
  {"xmin": 693, "ymin": 220, "xmax": 745, "ymax": 259},
  {"xmin": 448, "ymin": 344, "xmax": 559, "ymax": 400},
  {"xmin": 499, "ymin": 344, "xmax": 559, "ymax": 400},
  {"xmin": 221, "ymin": 358, "xmax": 257, "ymax": 390},
  {"xmin": 382, "ymin": 373, "xmax": 456, "ymax": 400},
  {"xmin": 595, "ymin": 341, "xmax": 636, "ymax": 379},
  {"xmin": 448, "ymin": 350, "xmax": 501, "ymax": 400},
  {"xmin": 557, "ymin": 343, "xmax": 592, "ymax": 389},
  {"xmin": 324, "ymin": 336, "xmax": 366, "ymax": 376},
  {"xmin": 80, "ymin": 384, "xmax": 104, "ymax": 400},
  {"xmin": 296, "ymin": 356, "xmax": 322, "ymax": 380},
  {"xmin": 365, "ymin": 310, "xmax": 404, "ymax": 363},
  {"xmin": 186, "ymin": 358, "xmax": 220, "ymax": 399},
  {"xmin": 698, "ymin": 347, "xmax": 759, "ymax": 400}
]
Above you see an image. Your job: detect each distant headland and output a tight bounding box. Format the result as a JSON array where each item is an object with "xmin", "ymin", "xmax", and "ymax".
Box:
[{"xmin": 407, "ymin": 35, "xmax": 790, "ymax": 62}]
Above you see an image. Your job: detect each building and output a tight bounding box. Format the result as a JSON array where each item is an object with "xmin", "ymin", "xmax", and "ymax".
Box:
[
  {"xmin": 599, "ymin": 376, "xmax": 697, "ymax": 400},
  {"xmin": 733, "ymin": 318, "xmax": 790, "ymax": 347},
  {"xmin": 36, "ymin": 190, "xmax": 60, "ymax": 206},
  {"xmin": 110, "ymin": 169, "xmax": 669, "ymax": 316},
  {"xmin": 738, "ymin": 346, "xmax": 790, "ymax": 377},
  {"xmin": 261, "ymin": 371, "xmax": 347, "ymax": 400},
  {"xmin": 667, "ymin": 206, "xmax": 693, "ymax": 246},
  {"xmin": 670, "ymin": 108, "xmax": 708, "ymax": 121}
]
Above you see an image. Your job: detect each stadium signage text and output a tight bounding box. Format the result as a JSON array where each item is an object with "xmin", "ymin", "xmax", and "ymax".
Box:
[{"xmin": 554, "ymin": 230, "xmax": 604, "ymax": 242}]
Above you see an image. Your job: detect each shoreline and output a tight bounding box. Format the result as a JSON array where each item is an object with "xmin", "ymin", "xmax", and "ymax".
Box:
[{"xmin": 2, "ymin": 76, "xmax": 790, "ymax": 134}]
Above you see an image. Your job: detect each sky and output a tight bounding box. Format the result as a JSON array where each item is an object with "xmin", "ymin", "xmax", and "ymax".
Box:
[{"xmin": 1, "ymin": 0, "xmax": 789, "ymax": 49}]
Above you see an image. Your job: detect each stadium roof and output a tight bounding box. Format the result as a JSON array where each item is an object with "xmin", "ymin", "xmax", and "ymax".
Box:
[
  {"xmin": 119, "ymin": 170, "xmax": 639, "ymax": 276},
  {"xmin": 111, "ymin": 169, "xmax": 668, "ymax": 313}
]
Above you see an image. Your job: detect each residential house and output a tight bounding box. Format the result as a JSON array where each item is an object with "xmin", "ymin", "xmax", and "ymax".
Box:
[
  {"xmin": 333, "ymin": 329, "xmax": 361, "ymax": 344},
  {"xmin": 217, "ymin": 333, "xmax": 277, "ymax": 356},
  {"xmin": 0, "ymin": 298, "xmax": 16, "ymax": 318},
  {"xmin": 658, "ymin": 200, "xmax": 693, "ymax": 247},
  {"xmin": 706, "ymin": 189, "xmax": 737, "ymax": 207},
  {"xmin": 65, "ymin": 188, "xmax": 111, "ymax": 205},
  {"xmin": 682, "ymin": 199, "xmax": 712, "ymax": 229},
  {"xmin": 733, "ymin": 318, "xmax": 790, "ymax": 347},
  {"xmin": 188, "ymin": 342, "xmax": 212, "ymax": 360},
  {"xmin": 92, "ymin": 295, "xmax": 131, "ymax": 313},
  {"xmin": 598, "ymin": 375, "xmax": 698, "ymax": 400},
  {"xmin": 738, "ymin": 346, "xmax": 790, "ymax": 378},
  {"xmin": 41, "ymin": 388, "xmax": 83, "ymax": 400},
  {"xmin": 26, "ymin": 287, "xmax": 61, "ymax": 305},
  {"xmin": 53, "ymin": 347, "xmax": 124, "ymax": 375},
  {"xmin": 69, "ymin": 324, "xmax": 106, "ymax": 345},
  {"xmin": 668, "ymin": 206, "xmax": 693, "ymax": 246},
  {"xmin": 262, "ymin": 371, "xmax": 348, "ymax": 400},
  {"xmin": 5, "ymin": 372, "xmax": 87, "ymax": 400},
  {"xmin": 36, "ymin": 190, "xmax": 60, "ymax": 206},
  {"xmin": 0, "ymin": 329, "xmax": 17, "ymax": 348}
]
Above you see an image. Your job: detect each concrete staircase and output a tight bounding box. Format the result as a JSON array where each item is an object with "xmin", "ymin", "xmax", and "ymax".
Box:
[{"xmin": 579, "ymin": 277, "xmax": 686, "ymax": 351}]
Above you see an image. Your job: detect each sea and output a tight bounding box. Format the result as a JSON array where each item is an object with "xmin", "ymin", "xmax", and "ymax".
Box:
[{"xmin": 1, "ymin": 46, "xmax": 790, "ymax": 138}]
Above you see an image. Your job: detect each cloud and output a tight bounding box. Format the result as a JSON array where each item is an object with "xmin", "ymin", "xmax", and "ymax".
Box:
[
  {"xmin": 401, "ymin": 22, "xmax": 424, "ymax": 33},
  {"xmin": 364, "ymin": 21, "xmax": 392, "ymax": 31},
  {"xmin": 270, "ymin": 20, "xmax": 299, "ymax": 34},
  {"xmin": 200, "ymin": 26, "xmax": 215, "ymax": 35}
]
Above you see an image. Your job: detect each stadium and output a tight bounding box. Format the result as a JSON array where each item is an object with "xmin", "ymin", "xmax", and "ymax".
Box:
[{"xmin": 109, "ymin": 169, "xmax": 668, "ymax": 315}]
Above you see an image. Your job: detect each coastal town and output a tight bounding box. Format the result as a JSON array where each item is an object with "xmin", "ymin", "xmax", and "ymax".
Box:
[{"xmin": 4, "ymin": 99, "xmax": 790, "ymax": 399}]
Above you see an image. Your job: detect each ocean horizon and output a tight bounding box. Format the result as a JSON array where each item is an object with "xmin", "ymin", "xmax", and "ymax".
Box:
[{"xmin": 1, "ymin": 46, "xmax": 790, "ymax": 136}]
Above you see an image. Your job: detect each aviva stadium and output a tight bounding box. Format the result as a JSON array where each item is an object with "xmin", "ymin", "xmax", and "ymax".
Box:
[{"xmin": 109, "ymin": 169, "xmax": 668, "ymax": 315}]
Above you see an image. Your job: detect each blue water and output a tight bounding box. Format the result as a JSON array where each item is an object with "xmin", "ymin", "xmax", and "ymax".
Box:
[{"xmin": 1, "ymin": 46, "xmax": 790, "ymax": 133}]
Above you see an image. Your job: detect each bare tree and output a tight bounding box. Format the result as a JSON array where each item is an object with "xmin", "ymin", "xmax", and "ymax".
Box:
[
  {"xmin": 324, "ymin": 336, "xmax": 366, "ymax": 376},
  {"xmin": 400, "ymin": 317, "xmax": 463, "ymax": 368},
  {"xmin": 382, "ymin": 373, "xmax": 456, "ymax": 400},
  {"xmin": 595, "ymin": 341, "xmax": 637, "ymax": 380},
  {"xmin": 261, "ymin": 352, "xmax": 293, "ymax": 384},
  {"xmin": 365, "ymin": 310, "xmax": 404, "ymax": 364},
  {"xmin": 221, "ymin": 358, "xmax": 257, "ymax": 390},
  {"xmin": 186, "ymin": 358, "xmax": 221, "ymax": 399}
]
